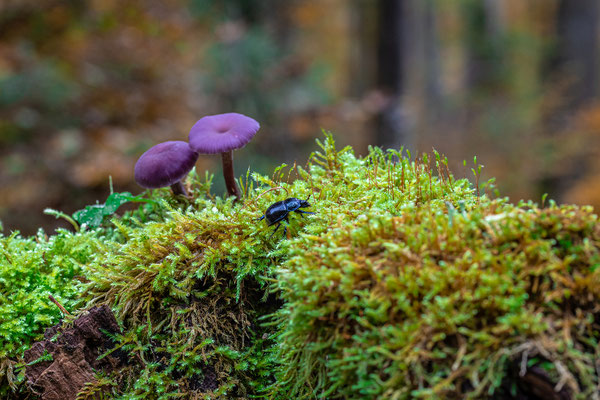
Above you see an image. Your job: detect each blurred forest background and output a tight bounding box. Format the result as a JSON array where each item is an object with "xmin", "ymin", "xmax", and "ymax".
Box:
[{"xmin": 1, "ymin": 0, "xmax": 600, "ymax": 234}]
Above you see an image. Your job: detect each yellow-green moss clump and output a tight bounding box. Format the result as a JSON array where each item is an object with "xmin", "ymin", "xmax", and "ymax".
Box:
[{"xmin": 2, "ymin": 134, "xmax": 600, "ymax": 399}]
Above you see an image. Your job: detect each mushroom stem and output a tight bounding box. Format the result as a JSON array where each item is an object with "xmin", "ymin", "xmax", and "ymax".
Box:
[
  {"xmin": 170, "ymin": 181, "xmax": 188, "ymax": 196},
  {"xmin": 221, "ymin": 150, "xmax": 241, "ymax": 200}
]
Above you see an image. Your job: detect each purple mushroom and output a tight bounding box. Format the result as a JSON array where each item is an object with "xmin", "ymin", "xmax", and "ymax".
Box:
[
  {"xmin": 188, "ymin": 112, "xmax": 259, "ymax": 201},
  {"xmin": 134, "ymin": 141, "xmax": 198, "ymax": 196}
]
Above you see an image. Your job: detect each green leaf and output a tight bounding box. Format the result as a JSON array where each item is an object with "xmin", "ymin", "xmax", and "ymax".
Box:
[{"xmin": 72, "ymin": 192, "xmax": 156, "ymax": 228}]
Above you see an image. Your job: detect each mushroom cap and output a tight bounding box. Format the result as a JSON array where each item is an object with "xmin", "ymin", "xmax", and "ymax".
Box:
[
  {"xmin": 134, "ymin": 141, "xmax": 198, "ymax": 188},
  {"xmin": 188, "ymin": 112, "xmax": 260, "ymax": 154}
]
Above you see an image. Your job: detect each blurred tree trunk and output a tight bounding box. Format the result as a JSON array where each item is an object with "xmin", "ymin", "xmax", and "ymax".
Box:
[
  {"xmin": 555, "ymin": 0, "xmax": 600, "ymax": 106},
  {"xmin": 375, "ymin": 0, "xmax": 405, "ymax": 150},
  {"xmin": 349, "ymin": 0, "xmax": 377, "ymax": 98},
  {"xmin": 543, "ymin": 0, "xmax": 600, "ymax": 201},
  {"xmin": 375, "ymin": 0, "xmax": 441, "ymax": 153}
]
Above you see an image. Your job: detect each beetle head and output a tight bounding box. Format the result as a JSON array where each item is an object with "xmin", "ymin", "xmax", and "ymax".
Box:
[{"xmin": 299, "ymin": 194, "xmax": 312, "ymax": 208}]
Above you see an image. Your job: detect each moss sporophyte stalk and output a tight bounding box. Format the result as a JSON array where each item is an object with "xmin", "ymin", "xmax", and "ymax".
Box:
[{"xmin": 1, "ymin": 133, "xmax": 600, "ymax": 399}]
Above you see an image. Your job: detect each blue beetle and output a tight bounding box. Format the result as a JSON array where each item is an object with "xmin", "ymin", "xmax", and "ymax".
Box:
[{"xmin": 257, "ymin": 196, "xmax": 315, "ymax": 238}]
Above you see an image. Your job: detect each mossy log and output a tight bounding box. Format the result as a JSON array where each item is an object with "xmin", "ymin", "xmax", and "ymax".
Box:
[{"xmin": 2, "ymin": 134, "xmax": 599, "ymax": 399}]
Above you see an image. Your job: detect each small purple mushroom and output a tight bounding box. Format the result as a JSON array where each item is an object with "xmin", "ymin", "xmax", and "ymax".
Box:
[
  {"xmin": 188, "ymin": 113, "xmax": 259, "ymax": 201},
  {"xmin": 134, "ymin": 141, "xmax": 198, "ymax": 196}
]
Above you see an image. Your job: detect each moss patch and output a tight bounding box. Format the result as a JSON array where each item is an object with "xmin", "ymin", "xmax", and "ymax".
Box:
[
  {"xmin": 0, "ymin": 229, "xmax": 107, "ymax": 396},
  {"xmin": 1, "ymin": 134, "xmax": 600, "ymax": 399},
  {"xmin": 269, "ymin": 137, "xmax": 600, "ymax": 399}
]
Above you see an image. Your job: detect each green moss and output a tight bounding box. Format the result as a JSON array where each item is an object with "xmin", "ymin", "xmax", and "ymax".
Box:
[
  {"xmin": 1, "ymin": 133, "xmax": 600, "ymax": 399},
  {"xmin": 0, "ymin": 228, "xmax": 108, "ymax": 394},
  {"xmin": 78, "ymin": 195, "xmax": 282, "ymax": 398},
  {"xmin": 269, "ymin": 136, "xmax": 600, "ymax": 399}
]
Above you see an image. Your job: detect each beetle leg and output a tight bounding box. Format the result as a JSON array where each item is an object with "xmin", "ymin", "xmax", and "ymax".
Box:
[
  {"xmin": 269, "ymin": 222, "xmax": 281, "ymax": 238},
  {"xmin": 282, "ymin": 217, "xmax": 290, "ymax": 237},
  {"xmin": 256, "ymin": 215, "xmax": 266, "ymax": 222},
  {"xmin": 296, "ymin": 210, "xmax": 315, "ymax": 218}
]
